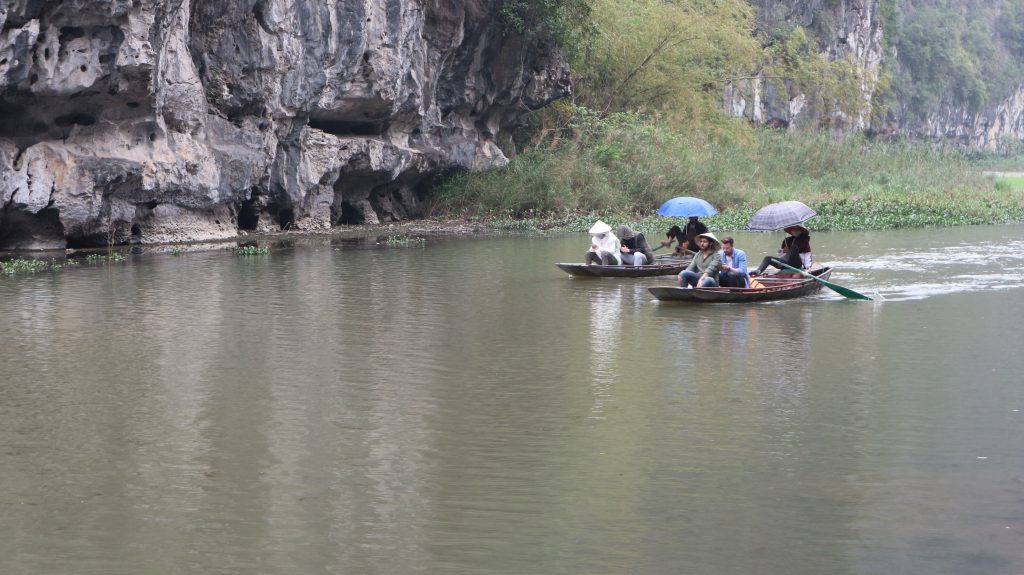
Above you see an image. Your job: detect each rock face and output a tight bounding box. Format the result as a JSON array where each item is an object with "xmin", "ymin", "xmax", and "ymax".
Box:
[
  {"xmin": 729, "ymin": 0, "xmax": 1024, "ymax": 150},
  {"xmin": 0, "ymin": 0, "xmax": 570, "ymax": 249},
  {"xmin": 887, "ymin": 87, "xmax": 1024, "ymax": 151},
  {"xmin": 725, "ymin": 0, "xmax": 885, "ymax": 132}
]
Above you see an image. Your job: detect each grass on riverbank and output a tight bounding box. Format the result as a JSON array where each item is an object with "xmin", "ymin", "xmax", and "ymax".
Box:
[
  {"xmin": 994, "ymin": 175, "xmax": 1024, "ymax": 191},
  {"xmin": 434, "ymin": 121, "xmax": 1024, "ymax": 233}
]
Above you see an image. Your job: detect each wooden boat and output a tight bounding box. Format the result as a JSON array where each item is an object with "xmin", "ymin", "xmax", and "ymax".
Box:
[
  {"xmin": 648, "ymin": 266, "xmax": 834, "ymax": 302},
  {"xmin": 556, "ymin": 256, "xmax": 691, "ymax": 278}
]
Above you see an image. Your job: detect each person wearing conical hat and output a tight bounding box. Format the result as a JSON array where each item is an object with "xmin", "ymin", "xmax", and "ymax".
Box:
[
  {"xmin": 585, "ymin": 220, "xmax": 622, "ymax": 265},
  {"xmin": 678, "ymin": 232, "xmax": 722, "ymax": 288}
]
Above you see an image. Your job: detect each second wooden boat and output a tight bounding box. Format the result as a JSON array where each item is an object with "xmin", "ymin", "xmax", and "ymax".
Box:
[
  {"xmin": 556, "ymin": 256, "xmax": 691, "ymax": 278},
  {"xmin": 648, "ymin": 266, "xmax": 833, "ymax": 302}
]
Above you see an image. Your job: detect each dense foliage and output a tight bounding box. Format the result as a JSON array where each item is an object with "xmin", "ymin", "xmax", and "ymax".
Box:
[
  {"xmin": 886, "ymin": 0, "xmax": 1024, "ymax": 120},
  {"xmin": 448, "ymin": 0, "xmax": 1024, "ymax": 230}
]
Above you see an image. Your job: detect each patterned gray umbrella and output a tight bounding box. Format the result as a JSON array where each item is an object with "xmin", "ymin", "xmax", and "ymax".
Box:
[{"xmin": 747, "ymin": 201, "xmax": 816, "ymax": 230}]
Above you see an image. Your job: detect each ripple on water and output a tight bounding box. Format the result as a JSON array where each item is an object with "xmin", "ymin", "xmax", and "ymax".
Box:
[{"xmin": 827, "ymin": 237, "xmax": 1024, "ymax": 301}]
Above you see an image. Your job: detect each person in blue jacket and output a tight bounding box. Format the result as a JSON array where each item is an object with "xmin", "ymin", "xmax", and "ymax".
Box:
[{"xmin": 717, "ymin": 236, "xmax": 748, "ymax": 288}]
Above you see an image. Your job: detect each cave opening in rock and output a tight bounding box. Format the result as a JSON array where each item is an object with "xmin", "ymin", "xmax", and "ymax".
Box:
[
  {"xmin": 130, "ymin": 224, "xmax": 141, "ymax": 237},
  {"xmin": 237, "ymin": 199, "xmax": 259, "ymax": 230},
  {"xmin": 277, "ymin": 208, "xmax": 294, "ymax": 230},
  {"xmin": 308, "ymin": 118, "xmax": 388, "ymax": 136},
  {"xmin": 0, "ymin": 208, "xmax": 66, "ymax": 250},
  {"xmin": 337, "ymin": 201, "xmax": 363, "ymax": 225}
]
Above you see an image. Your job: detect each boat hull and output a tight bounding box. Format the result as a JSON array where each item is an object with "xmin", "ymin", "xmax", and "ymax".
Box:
[
  {"xmin": 648, "ymin": 267, "xmax": 833, "ymax": 302},
  {"xmin": 556, "ymin": 258, "xmax": 690, "ymax": 278}
]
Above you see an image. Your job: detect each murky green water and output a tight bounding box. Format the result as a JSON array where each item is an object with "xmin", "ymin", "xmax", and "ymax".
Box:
[{"xmin": 2, "ymin": 225, "xmax": 1023, "ymax": 574}]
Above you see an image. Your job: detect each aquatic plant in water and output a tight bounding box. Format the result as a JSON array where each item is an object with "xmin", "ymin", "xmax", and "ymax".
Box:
[
  {"xmin": 85, "ymin": 253, "xmax": 128, "ymax": 263},
  {"xmin": 381, "ymin": 235, "xmax": 426, "ymax": 247},
  {"xmin": 231, "ymin": 245, "xmax": 271, "ymax": 255},
  {"xmin": 0, "ymin": 258, "xmax": 84, "ymax": 275}
]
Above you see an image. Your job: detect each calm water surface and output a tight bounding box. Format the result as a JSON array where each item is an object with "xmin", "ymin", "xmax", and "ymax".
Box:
[{"xmin": 2, "ymin": 225, "xmax": 1024, "ymax": 575}]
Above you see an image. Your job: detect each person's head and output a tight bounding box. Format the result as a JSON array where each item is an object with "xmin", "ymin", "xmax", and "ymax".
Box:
[
  {"xmin": 616, "ymin": 225, "xmax": 636, "ymax": 240},
  {"xmin": 589, "ymin": 220, "xmax": 612, "ymax": 238},
  {"xmin": 784, "ymin": 224, "xmax": 808, "ymax": 236},
  {"xmin": 688, "ymin": 216, "xmax": 699, "ymax": 224},
  {"xmin": 696, "ymin": 232, "xmax": 721, "ymax": 253},
  {"xmin": 721, "ymin": 236, "xmax": 734, "ymax": 255}
]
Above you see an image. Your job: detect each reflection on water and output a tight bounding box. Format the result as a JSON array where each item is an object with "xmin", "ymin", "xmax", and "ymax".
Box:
[
  {"xmin": 2, "ymin": 226, "xmax": 1024, "ymax": 574},
  {"xmin": 587, "ymin": 285, "xmax": 622, "ymax": 419}
]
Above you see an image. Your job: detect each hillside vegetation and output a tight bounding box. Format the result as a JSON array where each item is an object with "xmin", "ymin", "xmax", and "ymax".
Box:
[{"xmin": 432, "ymin": 0, "xmax": 1024, "ymax": 231}]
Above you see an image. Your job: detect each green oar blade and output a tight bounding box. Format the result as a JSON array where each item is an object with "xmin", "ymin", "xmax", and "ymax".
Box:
[{"xmin": 777, "ymin": 262, "xmax": 872, "ymax": 301}]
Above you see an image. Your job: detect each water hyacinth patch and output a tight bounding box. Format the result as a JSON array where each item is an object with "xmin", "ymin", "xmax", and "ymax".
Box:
[
  {"xmin": 380, "ymin": 234, "xmax": 426, "ymax": 247},
  {"xmin": 231, "ymin": 245, "xmax": 271, "ymax": 255},
  {"xmin": 1, "ymin": 258, "xmax": 83, "ymax": 275},
  {"xmin": 84, "ymin": 253, "xmax": 128, "ymax": 263}
]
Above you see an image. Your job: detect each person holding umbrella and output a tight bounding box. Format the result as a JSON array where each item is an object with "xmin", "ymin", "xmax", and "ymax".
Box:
[
  {"xmin": 750, "ymin": 224, "xmax": 813, "ymax": 276},
  {"xmin": 661, "ymin": 217, "xmax": 708, "ymax": 255},
  {"xmin": 655, "ymin": 196, "xmax": 716, "ymax": 256},
  {"xmin": 678, "ymin": 232, "xmax": 722, "ymax": 288}
]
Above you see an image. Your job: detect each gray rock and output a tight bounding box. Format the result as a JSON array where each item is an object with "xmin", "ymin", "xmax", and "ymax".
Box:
[{"xmin": 0, "ymin": 0, "xmax": 569, "ymax": 248}]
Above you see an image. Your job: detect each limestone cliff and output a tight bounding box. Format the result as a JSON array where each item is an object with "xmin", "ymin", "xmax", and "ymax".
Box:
[
  {"xmin": 725, "ymin": 0, "xmax": 885, "ymax": 132},
  {"xmin": 0, "ymin": 0, "xmax": 569, "ymax": 249},
  {"xmin": 727, "ymin": 0, "xmax": 1024, "ymax": 150}
]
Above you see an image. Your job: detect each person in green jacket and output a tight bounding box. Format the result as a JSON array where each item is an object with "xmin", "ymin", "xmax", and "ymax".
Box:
[{"xmin": 678, "ymin": 232, "xmax": 722, "ymax": 288}]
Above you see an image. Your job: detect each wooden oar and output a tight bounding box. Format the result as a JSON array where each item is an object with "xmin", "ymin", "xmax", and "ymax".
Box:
[{"xmin": 774, "ymin": 261, "xmax": 872, "ymax": 300}]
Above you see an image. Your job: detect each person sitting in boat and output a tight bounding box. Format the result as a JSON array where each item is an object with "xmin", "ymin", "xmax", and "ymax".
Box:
[
  {"xmin": 660, "ymin": 216, "xmax": 707, "ymax": 255},
  {"xmin": 617, "ymin": 225, "xmax": 655, "ymax": 266},
  {"xmin": 678, "ymin": 232, "xmax": 722, "ymax": 288},
  {"xmin": 585, "ymin": 220, "xmax": 622, "ymax": 265},
  {"xmin": 750, "ymin": 224, "xmax": 812, "ymax": 276},
  {"xmin": 717, "ymin": 236, "xmax": 749, "ymax": 287}
]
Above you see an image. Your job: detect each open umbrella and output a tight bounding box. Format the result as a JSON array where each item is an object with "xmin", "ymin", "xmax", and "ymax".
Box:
[
  {"xmin": 747, "ymin": 200, "xmax": 816, "ymax": 231},
  {"xmin": 656, "ymin": 196, "xmax": 717, "ymax": 218}
]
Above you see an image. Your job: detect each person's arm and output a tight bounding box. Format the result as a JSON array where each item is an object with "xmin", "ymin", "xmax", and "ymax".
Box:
[
  {"xmin": 718, "ymin": 252, "xmax": 727, "ymax": 272},
  {"xmin": 701, "ymin": 252, "xmax": 722, "ymax": 284},
  {"xmin": 734, "ymin": 250, "xmax": 748, "ymax": 275}
]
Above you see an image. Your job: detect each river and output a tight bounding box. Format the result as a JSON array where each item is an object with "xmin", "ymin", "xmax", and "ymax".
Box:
[{"xmin": 2, "ymin": 225, "xmax": 1023, "ymax": 574}]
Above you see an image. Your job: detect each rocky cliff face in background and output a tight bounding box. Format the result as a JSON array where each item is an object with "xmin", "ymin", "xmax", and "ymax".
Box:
[
  {"xmin": 0, "ymin": 0, "xmax": 569, "ymax": 249},
  {"xmin": 886, "ymin": 82, "xmax": 1024, "ymax": 151},
  {"xmin": 726, "ymin": 0, "xmax": 885, "ymax": 132},
  {"xmin": 729, "ymin": 0, "xmax": 1024, "ymax": 150}
]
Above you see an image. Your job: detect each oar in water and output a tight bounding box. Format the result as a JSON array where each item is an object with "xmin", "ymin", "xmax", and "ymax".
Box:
[{"xmin": 774, "ymin": 260, "xmax": 872, "ymax": 301}]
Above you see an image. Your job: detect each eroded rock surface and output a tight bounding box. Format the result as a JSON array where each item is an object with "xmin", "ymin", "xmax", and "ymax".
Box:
[{"xmin": 0, "ymin": 0, "xmax": 569, "ymax": 249}]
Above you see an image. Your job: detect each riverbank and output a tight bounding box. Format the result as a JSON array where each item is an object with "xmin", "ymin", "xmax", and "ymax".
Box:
[{"xmin": 434, "ymin": 121, "xmax": 1024, "ymax": 231}]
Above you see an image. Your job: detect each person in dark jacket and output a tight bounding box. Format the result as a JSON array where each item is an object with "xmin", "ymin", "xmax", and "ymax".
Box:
[
  {"xmin": 750, "ymin": 225, "xmax": 813, "ymax": 276},
  {"xmin": 617, "ymin": 225, "xmax": 655, "ymax": 266},
  {"xmin": 660, "ymin": 217, "xmax": 707, "ymax": 255}
]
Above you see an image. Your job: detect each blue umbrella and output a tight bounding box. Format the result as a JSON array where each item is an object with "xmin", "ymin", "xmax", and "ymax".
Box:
[{"xmin": 656, "ymin": 196, "xmax": 717, "ymax": 217}]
